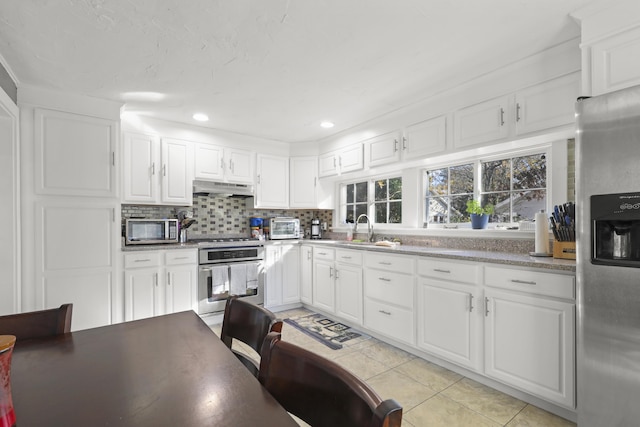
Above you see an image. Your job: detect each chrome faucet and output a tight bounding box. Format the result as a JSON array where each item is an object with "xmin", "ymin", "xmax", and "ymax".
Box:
[{"xmin": 354, "ymin": 214, "xmax": 374, "ymax": 242}]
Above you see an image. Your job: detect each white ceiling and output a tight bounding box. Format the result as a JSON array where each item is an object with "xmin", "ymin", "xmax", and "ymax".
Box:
[{"xmin": 0, "ymin": 0, "xmax": 591, "ymax": 143}]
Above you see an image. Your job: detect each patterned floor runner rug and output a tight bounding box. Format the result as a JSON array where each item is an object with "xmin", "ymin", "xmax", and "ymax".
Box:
[{"xmin": 283, "ymin": 313, "xmax": 370, "ymax": 350}]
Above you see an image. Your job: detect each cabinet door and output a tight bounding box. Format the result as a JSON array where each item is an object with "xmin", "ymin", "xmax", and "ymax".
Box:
[
  {"xmin": 124, "ymin": 268, "xmax": 161, "ymax": 321},
  {"xmin": 300, "ymin": 246, "xmax": 313, "ymax": 305},
  {"xmin": 515, "ymin": 73, "xmax": 580, "ymax": 136},
  {"xmin": 123, "ymin": 132, "xmax": 159, "ymax": 203},
  {"xmin": 165, "ymin": 264, "xmax": 197, "ymax": 314},
  {"xmin": 290, "ymin": 156, "xmax": 318, "ymax": 208},
  {"xmin": 264, "ymin": 245, "xmax": 283, "ymax": 308},
  {"xmin": 282, "ymin": 245, "xmax": 301, "ymax": 305},
  {"xmin": 591, "ymin": 26, "xmax": 640, "ymax": 96},
  {"xmin": 313, "ymin": 261, "xmax": 335, "ymax": 313},
  {"xmin": 338, "ymin": 143, "xmax": 364, "ymax": 173},
  {"xmin": 484, "ymin": 288, "xmax": 575, "ymax": 408},
  {"xmin": 335, "ymin": 263, "xmax": 363, "ymax": 325},
  {"xmin": 417, "ymin": 280, "xmax": 480, "ymax": 370},
  {"xmin": 225, "ymin": 148, "xmax": 254, "ymax": 184},
  {"xmin": 403, "ymin": 115, "xmax": 447, "ymax": 160},
  {"xmin": 161, "ymin": 138, "xmax": 193, "ymax": 205},
  {"xmin": 194, "ymin": 143, "xmax": 224, "ymax": 181},
  {"xmin": 34, "ymin": 108, "xmax": 117, "ymax": 197},
  {"xmin": 454, "ymin": 95, "xmax": 510, "ymax": 149},
  {"xmin": 318, "ymin": 152, "xmax": 338, "ymax": 177},
  {"xmin": 256, "ymin": 154, "xmax": 289, "ymax": 208},
  {"xmin": 366, "ymin": 132, "xmax": 401, "ymax": 168}
]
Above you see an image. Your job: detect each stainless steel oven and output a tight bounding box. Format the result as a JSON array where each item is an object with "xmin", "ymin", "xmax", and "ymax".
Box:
[{"xmin": 196, "ymin": 239, "xmax": 265, "ymax": 315}]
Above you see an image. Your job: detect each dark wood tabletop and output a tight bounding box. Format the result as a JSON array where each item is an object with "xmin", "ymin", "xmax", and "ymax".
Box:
[{"xmin": 10, "ymin": 310, "xmax": 298, "ymax": 427}]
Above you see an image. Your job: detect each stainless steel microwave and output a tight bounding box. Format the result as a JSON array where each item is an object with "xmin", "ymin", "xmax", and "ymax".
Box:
[
  {"xmin": 269, "ymin": 217, "xmax": 300, "ymax": 240},
  {"xmin": 125, "ymin": 219, "xmax": 179, "ymax": 245}
]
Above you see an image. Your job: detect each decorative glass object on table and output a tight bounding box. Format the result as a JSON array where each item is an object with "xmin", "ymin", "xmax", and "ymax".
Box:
[{"xmin": 0, "ymin": 335, "xmax": 16, "ymax": 427}]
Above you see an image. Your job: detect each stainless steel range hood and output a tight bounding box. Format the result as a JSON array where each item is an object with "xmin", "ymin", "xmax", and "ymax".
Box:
[{"xmin": 192, "ymin": 180, "xmax": 254, "ymax": 198}]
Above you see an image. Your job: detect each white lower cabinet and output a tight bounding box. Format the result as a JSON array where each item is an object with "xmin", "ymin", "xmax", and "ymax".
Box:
[
  {"xmin": 363, "ymin": 252, "xmax": 415, "ymax": 345},
  {"xmin": 334, "ymin": 249, "xmax": 363, "ymax": 325},
  {"xmin": 483, "ymin": 266, "xmax": 575, "ymax": 409},
  {"xmin": 300, "ymin": 245, "xmax": 313, "ymax": 305},
  {"xmin": 265, "ymin": 244, "xmax": 300, "ymax": 308},
  {"xmin": 312, "ymin": 247, "xmax": 336, "ymax": 313},
  {"xmin": 416, "ymin": 258, "xmax": 482, "ymax": 371},
  {"xmin": 123, "ymin": 249, "xmax": 197, "ymax": 321}
]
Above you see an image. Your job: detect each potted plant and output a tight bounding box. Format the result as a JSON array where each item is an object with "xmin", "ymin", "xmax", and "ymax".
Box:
[{"xmin": 466, "ymin": 200, "xmax": 495, "ymax": 229}]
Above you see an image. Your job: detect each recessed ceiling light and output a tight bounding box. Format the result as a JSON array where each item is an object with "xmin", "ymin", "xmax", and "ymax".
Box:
[
  {"xmin": 320, "ymin": 121, "xmax": 334, "ymax": 128},
  {"xmin": 193, "ymin": 113, "xmax": 209, "ymax": 122}
]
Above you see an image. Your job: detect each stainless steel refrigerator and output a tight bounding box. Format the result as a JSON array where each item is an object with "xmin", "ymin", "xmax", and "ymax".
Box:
[{"xmin": 576, "ymin": 86, "xmax": 640, "ymax": 426}]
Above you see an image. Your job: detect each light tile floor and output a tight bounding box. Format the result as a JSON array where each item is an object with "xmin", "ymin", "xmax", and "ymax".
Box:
[{"xmin": 211, "ymin": 307, "xmax": 576, "ymax": 427}]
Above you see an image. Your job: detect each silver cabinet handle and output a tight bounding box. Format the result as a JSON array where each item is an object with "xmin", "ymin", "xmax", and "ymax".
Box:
[
  {"xmin": 221, "ymin": 158, "xmax": 225, "ymax": 169},
  {"xmin": 134, "ymin": 259, "xmax": 152, "ymax": 263},
  {"xmin": 335, "ymin": 269, "xmax": 340, "ymax": 279},
  {"xmin": 307, "ymin": 252, "xmax": 312, "ymax": 260},
  {"xmin": 230, "ymin": 159, "xmax": 234, "ymax": 173},
  {"xmin": 155, "ymin": 273, "xmax": 159, "ymax": 287},
  {"xmin": 469, "ymin": 294, "xmax": 474, "ymax": 312},
  {"xmin": 434, "ymin": 268, "xmax": 451, "ymax": 274},
  {"xmin": 378, "ymin": 261, "xmax": 392, "ymax": 266},
  {"xmin": 402, "ymin": 137, "xmax": 407, "ymax": 150},
  {"xmin": 485, "ymin": 297, "xmax": 490, "ymax": 316},
  {"xmin": 516, "ymin": 103, "xmax": 521, "ymax": 122},
  {"xmin": 162, "ymin": 164, "xmax": 166, "ymax": 176},
  {"xmin": 167, "ymin": 272, "xmax": 171, "ymax": 285},
  {"xmin": 394, "ymin": 139, "xmax": 399, "ymax": 152},
  {"xmin": 499, "ymin": 108, "xmax": 505, "ymax": 126},
  {"xmin": 257, "ymin": 174, "xmax": 261, "ymax": 184},
  {"xmin": 329, "ymin": 267, "xmax": 333, "ymax": 278},
  {"xmin": 378, "ymin": 277, "xmax": 391, "ymax": 282},
  {"xmin": 151, "ymin": 162, "xmax": 155, "ymax": 175},
  {"xmin": 173, "ymin": 256, "xmax": 189, "ymax": 260},
  {"xmin": 379, "ymin": 310, "xmax": 391, "ymax": 315},
  {"xmin": 317, "ymin": 252, "xmax": 327, "ymax": 256},
  {"xmin": 340, "ymin": 256, "xmax": 352, "ymax": 260},
  {"xmin": 333, "ymin": 157, "xmax": 337, "ymax": 167},
  {"xmin": 511, "ymin": 279, "xmax": 537, "ymax": 285}
]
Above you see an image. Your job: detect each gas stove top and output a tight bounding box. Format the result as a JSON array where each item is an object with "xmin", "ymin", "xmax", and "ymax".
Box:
[{"xmin": 189, "ymin": 237, "xmax": 264, "ymax": 248}]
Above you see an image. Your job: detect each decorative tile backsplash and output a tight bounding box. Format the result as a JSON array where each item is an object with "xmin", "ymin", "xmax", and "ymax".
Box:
[{"xmin": 122, "ymin": 195, "xmax": 333, "ymax": 237}]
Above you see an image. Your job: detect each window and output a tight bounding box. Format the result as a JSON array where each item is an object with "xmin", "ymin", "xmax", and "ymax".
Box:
[
  {"xmin": 342, "ymin": 177, "xmax": 403, "ymax": 224},
  {"xmin": 374, "ymin": 177, "xmax": 402, "ymax": 224},
  {"xmin": 426, "ymin": 164, "xmax": 474, "ymax": 224},
  {"xmin": 481, "ymin": 153, "xmax": 546, "ymax": 222},
  {"xmin": 344, "ymin": 181, "xmax": 368, "ymax": 223},
  {"xmin": 424, "ymin": 151, "xmax": 547, "ymax": 225}
]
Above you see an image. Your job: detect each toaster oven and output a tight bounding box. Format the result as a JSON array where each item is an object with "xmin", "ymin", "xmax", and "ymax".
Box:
[{"xmin": 269, "ymin": 217, "xmax": 300, "ymax": 240}]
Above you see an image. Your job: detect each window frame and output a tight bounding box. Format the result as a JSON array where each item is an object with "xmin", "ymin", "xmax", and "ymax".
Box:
[{"xmin": 339, "ymin": 173, "xmax": 404, "ymax": 227}]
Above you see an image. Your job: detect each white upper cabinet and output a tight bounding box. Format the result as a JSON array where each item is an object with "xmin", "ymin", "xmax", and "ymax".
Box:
[
  {"xmin": 35, "ymin": 108, "xmax": 117, "ymax": 197},
  {"xmin": 514, "ymin": 73, "xmax": 580, "ymax": 136},
  {"xmin": 590, "ymin": 27, "xmax": 640, "ymax": 95},
  {"xmin": 160, "ymin": 138, "xmax": 193, "ymax": 206},
  {"xmin": 122, "ymin": 133, "xmax": 193, "ymax": 206},
  {"xmin": 365, "ymin": 131, "xmax": 402, "ymax": 168},
  {"xmin": 255, "ymin": 154, "xmax": 289, "ymax": 208},
  {"xmin": 194, "ymin": 144, "xmax": 253, "ymax": 184},
  {"xmin": 454, "ymin": 95, "xmax": 511, "ymax": 149},
  {"xmin": 289, "ymin": 156, "xmax": 318, "ymax": 208},
  {"xmin": 454, "ymin": 73, "xmax": 579, "ymax": 149},
  {"xmin": 402, "ymin": 115, "xmax": 447, "ymax": 160},
  {"xmin": 318, "ymin": 143, "xmax": 364, "ymax": 177}
]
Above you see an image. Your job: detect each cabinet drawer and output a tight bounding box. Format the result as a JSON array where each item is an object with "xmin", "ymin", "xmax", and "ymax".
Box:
[
  {"xmin": 364, "ymin": 269, "xmax": 414, "ymax": 309},
  {"xmin": 417, "ymin": 258, "xmax": 480, "ymax": 284},
  {"xmin": 335, "ymin": 249, "xmax": 363, "ymax": 266},
  {"xmin": 313, "ymin": 247, "xmax": 335, "ymax": 261},
  {"xmin": 365, "ymin": 252, "xmax": 414, "ymax": 273},
  {"xmin": 124, "ymin": 251, "xmax": 162, "ymax": 269},
  {"xmin": 364, "ymin": 298, "xmax": 414, "ymax": 345},
  {"xmin": 165, "ymin": 249, "xmax": 197, "ymax": 265},
  {"xmin": 485, "ymin": 266, "xmax": 575, "ymax": 300}
]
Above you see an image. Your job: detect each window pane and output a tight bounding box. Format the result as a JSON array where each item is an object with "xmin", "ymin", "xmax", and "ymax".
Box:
[
  {"xmin": 482, "ymin": 159, "xmax": 510, "ymax": 192},
  {"xmin": 375, "ymin": 202, "xmax": 387, "ymax": 223},
  {"xmin": 374, "ymin": 179, "xmax": 387, "ymax": 201},
  {"xmin": 450, "ymin": 194, "xmax": 472, "ymax": 223},
  {"xmin": 513, "ymin": 154, "xmax": 546, "ymax": 190},
  {"xmin": 427, "ymin": 197, "xmax": 447, "ymax": 223},
  {"xmin": 482, "ymin": 193, "xmax": 509, "ymax": 222},
  {"xmin": 355, "ymin": 182, "xmax": 368, "ymax": 203},
  {"xmin": 346, "ymin": 184, "xmax": 354, "ymax": 204},
  {"xmin": 389, "ymin": 201, "xmax": 402, "ymax": 223},
  {"xmin": 513, "ymin": 189, "xmax": 546, "ymax": 221},
  {"xmin": 450, "ymin": 164, "xmax": 474, "ymax": 195},
  {"xmin": 355, "ymin": 203, "xmax": 367, "ymax": 219},
  {"xmin": 389, "ymin": 177, "xmax": 402, "ymax": 200},
  {"xmin": 428, "ymin": 168, "xmax": 448, "ymax": 196},
  {"xmin": 345, "ymin": 206, "xmax": 354, "ymax": 223}
]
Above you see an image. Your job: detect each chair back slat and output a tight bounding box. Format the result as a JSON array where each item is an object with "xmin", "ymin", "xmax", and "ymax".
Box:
[{"xmin": 0, "ymin": 304, "xmax": 73, "ymax": 343}]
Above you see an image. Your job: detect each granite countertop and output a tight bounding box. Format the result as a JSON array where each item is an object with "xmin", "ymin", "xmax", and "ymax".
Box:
[
  {"xmin": 301, "ymin": 240, "xmax": 576, "ymax": 273},
  {"xmin": 122, "ymin": 242, "xmax": 199, "ymax": 252}
]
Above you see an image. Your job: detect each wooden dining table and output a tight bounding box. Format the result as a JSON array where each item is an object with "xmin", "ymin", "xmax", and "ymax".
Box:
[{"xmin": 10, "ymin": 310, "xmax": 298, "ymax": 426}]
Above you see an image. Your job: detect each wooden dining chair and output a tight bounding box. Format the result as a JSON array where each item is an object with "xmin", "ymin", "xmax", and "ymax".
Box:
[
  {"xmin": 259, "ymin": 332, "xmax": 403, "ymax": 427},
  {"xmin": 0, "ymin": 303, "xmax": 73, "ymax": 342},
  {"xmin": 220, "ymin": 296, "xmax": 283, "ymax": 378}
]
